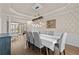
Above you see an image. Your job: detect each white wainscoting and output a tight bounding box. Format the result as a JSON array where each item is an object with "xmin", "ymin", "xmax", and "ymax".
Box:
[{"xmin": 66, "ymin": 33, "xmax": 79, "ymax": 47}]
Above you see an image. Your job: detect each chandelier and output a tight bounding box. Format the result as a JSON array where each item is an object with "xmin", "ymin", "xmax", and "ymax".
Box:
[{"xmin": 32, "ymin": 3, "xmax": 43, "ymax": 21}]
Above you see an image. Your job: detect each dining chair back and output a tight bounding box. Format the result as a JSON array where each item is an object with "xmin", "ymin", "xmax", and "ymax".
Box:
[
  {"xmin": 26, "ymin": 32, "xmax": 30, "ymax": 42},
  {"xmin": 29, "ymin": 32, "xmax": 34, "ymax": 44},
  {"xmin": 59, "ymin": 32, "xmax": 67, "ymax": 53},
  {"xmin": 33, "ymin": 32, "xmax": 43, "ymax": 48}
]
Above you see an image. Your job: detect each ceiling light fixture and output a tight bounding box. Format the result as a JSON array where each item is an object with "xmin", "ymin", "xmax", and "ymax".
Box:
[{"xmin": 32, "ymin": 3, "xmax": 43, "ymax": 21}]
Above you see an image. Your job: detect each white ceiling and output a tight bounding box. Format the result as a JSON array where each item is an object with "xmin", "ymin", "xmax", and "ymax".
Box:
[
  {"xmin": 0, "ymin": 3, "xmax": 79, "ymax": 21},
  {"xmin": 10, "ymin": 3, "xmax": 68, "ymax": 16}
]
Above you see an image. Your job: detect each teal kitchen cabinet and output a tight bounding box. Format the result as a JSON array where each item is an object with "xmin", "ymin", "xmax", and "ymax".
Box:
[{"xmin": 0, "ymin": 33, "xmax": 11, "ymax": 55}]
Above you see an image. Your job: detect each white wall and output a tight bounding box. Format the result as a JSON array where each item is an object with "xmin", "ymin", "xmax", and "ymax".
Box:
[
  {"xmin": 0, "ymin": 17, "xmax": 1, "ymax": 33},
  {"xmin": 27, "ymin": 5, "xmax": 79, "ymax": 47},
  {"xmin": 1, "ymin": 15, "xmax": 8, "ymax": 33},
  {"xmin": 42, "ymin": 5, "xmax": 79, "ymax": 47},
  {"xmin": 0, "ymin": 18, "xmax": 1, "ymax": 32},
  {"xmin": 0, "ymin": 5, "xmax": 27, "ymax": 33},
  {"xmin": 47, "ymin": 5, "xmax": 79, "ymax": 47}
]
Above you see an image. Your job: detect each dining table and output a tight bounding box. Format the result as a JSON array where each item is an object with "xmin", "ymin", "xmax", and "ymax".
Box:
[{"xmin": 40, "ymin": 34, "xmax": 61, "ymax": 54}]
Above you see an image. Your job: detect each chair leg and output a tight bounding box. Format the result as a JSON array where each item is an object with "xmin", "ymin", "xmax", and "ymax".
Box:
[
  {"xmin": 46, "ymin": 47, "xmax": 49, "ymax": 55},
  {"xmin": 59, "ymin": 52, "xmax": 62, "ymax": 55},
  {"xmin": 53, "ymin": 51, "xmax": 55, "ymax": 55},
  {"xmin": 32, "ymin": 44, "xmax": 35, "ymax": 50},
  {"xmin": 63, "ymin": 49, "xmax": 65, "ymax": 55},
  {"xmin": 53, "ymin": 48, "xmax": 56, "ymax": 55},
  {"xmin": 28, "ymin": 42, "xmax": 30, "ymax": 48},
  {"xmin": 40, "ymin": 49, "xmax": 42, "ymax": 55},
  {"xmin": 32, "ymin": 39, "xmax": 35, "ymax": 50},
  {"xmin": 25, "ymin": 41, "xmax": 28, "ymax": 49},
  {"xmin": 48, "ymin": 48, "xmax": 50, "ymax": 55}
]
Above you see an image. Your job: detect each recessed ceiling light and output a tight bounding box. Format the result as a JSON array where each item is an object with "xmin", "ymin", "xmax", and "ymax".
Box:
[{"xmin": 32, "ymin": 3, "xmax": 42, "ymax": 11}]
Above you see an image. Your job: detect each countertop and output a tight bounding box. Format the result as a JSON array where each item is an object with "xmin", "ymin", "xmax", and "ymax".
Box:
[{"xmin": 0, "ymin": 33, "xmax": 20, "ymax": 37}]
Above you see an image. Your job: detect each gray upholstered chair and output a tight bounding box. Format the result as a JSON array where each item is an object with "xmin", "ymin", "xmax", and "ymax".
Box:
[
  {"xmin": 26, "ymin": 32, "xmax": 30, "ymax": 48},
  {"xmin": 33, "ymin": 32, "xmax": 44, "ymax": 54},
  {"xmin": 54, "ymin": 32, "xmax": 67, "ymax": 55},
  {"xmin": 26, "ymin": 32, "xmax": 30, "ymax": 42},
  {"xmin": 29, "ymin": 32, "xmax": 34, "ymax": 44},
  {"xmin": 45, "ymin": 32, "xmax": 67, "ymax": 55},
  {"xmin": 26, "ymin": 32, "xmax": 34, "ymax": 48}
]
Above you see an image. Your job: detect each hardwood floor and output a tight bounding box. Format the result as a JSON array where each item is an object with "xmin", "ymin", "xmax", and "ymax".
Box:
[
  {"xmin": 11, "ymin": 35, "xmax": 79, "ymax": 55},
  {"xmin": 65, "ymin": 44, "xmax": 79, "ymax": 55}
]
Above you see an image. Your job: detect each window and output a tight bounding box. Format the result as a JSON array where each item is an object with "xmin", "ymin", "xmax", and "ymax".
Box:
[{"xmin": 10, "ymin": 22, "xmax": 27, "ymax": 33}]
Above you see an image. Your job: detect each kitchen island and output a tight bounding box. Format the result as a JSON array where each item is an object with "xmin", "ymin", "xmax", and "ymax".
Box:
[{"xmin": 0, "ymin": 33, "xmax": 19, "ymax": 55}]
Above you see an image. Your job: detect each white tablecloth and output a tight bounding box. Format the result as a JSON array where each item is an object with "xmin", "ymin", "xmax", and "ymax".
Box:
[
  {"xmin": 40, "ymin": 34, "xmax": 60, "ymax": 51},
  {"xmin": 40, "ymin": 34, "xmax": 60, "ymax": 39}
]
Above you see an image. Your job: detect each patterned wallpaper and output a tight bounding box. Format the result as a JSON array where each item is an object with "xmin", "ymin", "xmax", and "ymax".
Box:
[
  {"xmin": 27, "ymin": 6, "xmax": 79, "ymax": 35},
  {"xmin": 40, "ymin": 8, "xmax": 79, "ymax": 35},
  {"xmin": 55, "ymin": 10, "xmax": 79, "ymax": 35}
]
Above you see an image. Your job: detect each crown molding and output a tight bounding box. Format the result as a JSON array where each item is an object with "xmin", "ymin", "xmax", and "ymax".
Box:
[
  {"xmin": 9, "ymin": 8, "xmax": 33, "ymax": 19},
  {"xmin": 42, "ymin": 4, "xmax": 70, "ymax": 17}
]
